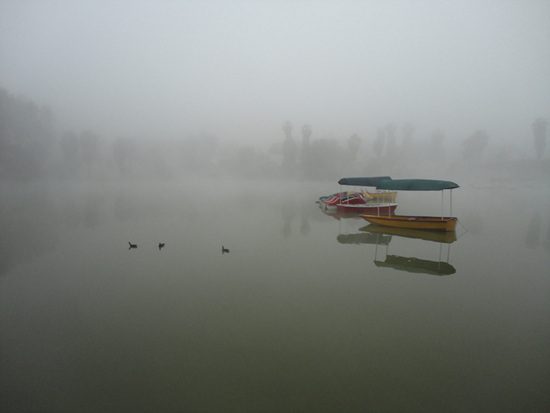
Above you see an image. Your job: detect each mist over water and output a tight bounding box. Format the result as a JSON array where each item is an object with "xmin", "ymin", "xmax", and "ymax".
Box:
[
  {"xmin": 1, "ymin": 175, "xmax": 550, "ymax": 412},
  {"xmin": 1, "ymin": 1, "xmax": 550, "ymax": 411}
]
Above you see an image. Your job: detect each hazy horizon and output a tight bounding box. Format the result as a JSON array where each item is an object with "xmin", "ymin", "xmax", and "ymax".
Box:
[{"xmin": 1, "ymin": 0, "xmax": 549, "ymax": 149}]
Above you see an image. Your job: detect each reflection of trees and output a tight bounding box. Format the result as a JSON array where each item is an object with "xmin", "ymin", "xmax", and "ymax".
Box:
[
  {"xmin": 60, "ymin": 131, "xmax": 80, "ymax": 171},
  {"xmin": 0, "ymin": 87, "xmax": 55, "ymax": 180},
  {"xmin": 0, "ymin": 188, "xmax": 58, "ymax": 276},
  {"xmin": 300, "ymin": 124, "xmax": 312, "ymax": 171},
  {"xmin": 80, "ymin": 130, "xmax": 102, "ymax": 175},
  {"xmin": 83, "ymin": 194, "xmax": 106, "ymax": 228},
  {"xmin": 301, "ymin": 124, "xmax": 312, "ymax": 150},
  {"xmin": 112, "ymin": 137, "xmax": 138, "ymax": 176},
  {"xmin": 281, "ymin": 121, "xmax": 296, "ymax": 177},
  {"xmin": 114, "ymin": 191, "xmax": 139, "ymax": 223},
  {"xmin": 373, "ymin": 129, "xmax": 385, "ymax": 158},
  {"xmin": 532, "ymin": 117, "xmax": 547, "ymax": 159},
  {"xmin": 346, "ymin": 134, "xmax": 361, "ymax": 162},
  {"xmin": 525, "ymin": 212, "xmax": 541, "ymax": 249},
  {"xmin": 544, "ymin": 219, "xmax": 550, "ymax": 253},
  {"xmin": 300, "ymin": 204, "xmax": 311, "ymax": 236},
  {"xmin": 281, "ymin": 197, "xmax": 295, "ymax": 238}
]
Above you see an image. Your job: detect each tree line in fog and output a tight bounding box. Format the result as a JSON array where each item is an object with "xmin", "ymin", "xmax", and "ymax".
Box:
[{"xmin": 1, "ymin": 87, "xmax": 548, "ymax": 182}]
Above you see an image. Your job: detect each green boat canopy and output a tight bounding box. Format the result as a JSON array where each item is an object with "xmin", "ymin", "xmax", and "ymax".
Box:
[
  {"xmin": 376, "ymin": 179, "xmax": 459, "ymax": 191},
  {"xmin": 338, "ymin": 176, "xmax": 391, "ymax": 187}
]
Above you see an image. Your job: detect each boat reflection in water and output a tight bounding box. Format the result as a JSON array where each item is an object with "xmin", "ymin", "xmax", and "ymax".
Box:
[
  {"xmin": 337, "ymin": 232, "xmax": 392, "ymax": 246},
  {"xmin": 362, "ymin": 224, "xmax": 457, "ymax": 244},
  {"xmin": 361, "ymin": 224, "xmax": 457, "ymax": 276}
]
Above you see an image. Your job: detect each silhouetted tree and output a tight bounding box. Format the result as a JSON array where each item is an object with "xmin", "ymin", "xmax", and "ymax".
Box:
[
  {"xmin": 281, "ymin": 121, "xmax": 296, "ymax": 176},
  {"xmin": 60, "ymin": 131, "xmax": 80, "ymax": 170},
  {"xmin": 301, "ymin": 124, "xmax": 312, "ymax": 149},
  {"xmin": 80, "ymin": 130, "xmax": 102, "ymax": 175},
  {"xmin": 0, "ymin": 87, "xmax": 55, "ymax": 179},
  {"xmin": 385, "ymin": 122, "xmax": 397, "ymax": 156},
  {"xmin": 402, "ymin": 122, "xmax": 415, "ymax": 147},
  {"xmin": 532, "ymin": 117, "xmax": 548, "ymax": 159},
  {"xmin": 282, "ymin": 121, "xmax": 293, "ymax": 140},
  {"xmin": 373, "ymin": 128, "xmax": 385, "ymax": 158},
  {"xmin": 300, "ymin": 124, "xmax": 312, "ymax": 172},
  {"xmin": 346, "ymin": 133, "xmax": 361, "ymax": 162},
  {"xmin": 112, "ymin": 137, "xmax": 138, "ymax": 176},
  {"xmin": 429, "ymin": 129, "xmax": 446, "ymax": 161}
]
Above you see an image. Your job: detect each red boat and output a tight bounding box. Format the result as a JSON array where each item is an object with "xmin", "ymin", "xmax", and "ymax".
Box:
[{"xmin": 318, "ymin": 176, "xmax": 398, "ymax": 215}]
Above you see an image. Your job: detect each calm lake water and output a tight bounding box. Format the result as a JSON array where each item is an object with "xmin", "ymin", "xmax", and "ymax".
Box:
[{"xmin": 1, "ymin": 177, "xmax": 549, "ymax": 412}]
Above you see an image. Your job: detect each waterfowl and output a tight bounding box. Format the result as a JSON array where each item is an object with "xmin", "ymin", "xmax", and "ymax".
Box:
[
  {"xmin": 128, "ymin": 242, "xmax": 137, "ymax": 249},
  {"xmin": 159, "ymin": 242, "xmax": 165, "ymax": 250},
  {"xmin": 222, "ymin": 246, "xmax": 229, "ymax": 254}
]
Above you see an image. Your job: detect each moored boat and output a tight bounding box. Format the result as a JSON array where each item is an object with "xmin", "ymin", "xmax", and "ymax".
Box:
[
  {"xmin": 318, "ymin": 176, "xmax": 398, "ymax": 214},
  {"xmin": 362, "ymin": 215, "xmax": 457, "ymax": 231},
  {"xmin": 361, "ymin": 179, "xmax": 459, "ymax": 232},
  {"xmin": 337, "ymin": 202, "xmax": 398, "ymax": 215},
  {"xmin": 360, "ymin": 224, "xmax": 457, "ymax": 243}
]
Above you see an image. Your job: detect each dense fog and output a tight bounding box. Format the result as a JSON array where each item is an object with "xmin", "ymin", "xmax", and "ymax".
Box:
[
  {"xmin": 2, "ymin": 4, "xmax": 550, "ymax": 411},
  {"xmin": 1, "ymin": 0, "xmax": 549, "ymax": 178},
  {"xmin": 1, "ymin": 0, "xmax": 550, "ymax": 271},
  {"xmin": 0, "ymin": 85, "xmax": 549, "ymax": 184}
]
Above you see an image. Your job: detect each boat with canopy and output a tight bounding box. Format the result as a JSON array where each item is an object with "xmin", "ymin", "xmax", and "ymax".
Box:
[
  {"xmin": 360, "ymin": 224, "xmax": 457, "ymax": 244},
  {"xmin": 318, "ymin": 176, "xmax": 398, "ymax": 215},
  {"xmin": 361, "ymin": 179, "xmax": 459, "ymax": 231}
]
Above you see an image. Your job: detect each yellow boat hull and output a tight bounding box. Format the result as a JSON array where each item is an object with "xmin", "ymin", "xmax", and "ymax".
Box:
[{"xmin": 361, "ymin": 214, "xmax": 458, "ymax": 231}]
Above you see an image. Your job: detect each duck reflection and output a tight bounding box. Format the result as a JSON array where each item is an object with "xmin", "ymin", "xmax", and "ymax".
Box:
[{"xmin": 361, "ymin": 225, "xmax": 457, "ymax": 276}]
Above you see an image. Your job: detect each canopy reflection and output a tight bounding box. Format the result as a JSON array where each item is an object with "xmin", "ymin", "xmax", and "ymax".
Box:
[
  {"xmin": 375, "ymin": 254, "xmax": 456, "ymax": 276},
  {"xmin": 360, "ymin": 224, "xmax": 457, "ymax": 244},
  {"xmin": 363, "ymin": 225, "xmax": 458, "ymax": 276}
]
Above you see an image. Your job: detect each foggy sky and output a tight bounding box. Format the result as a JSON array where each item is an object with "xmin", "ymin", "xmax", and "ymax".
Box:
[{"xmin": 1, "ymin": 0, "xmax": 549, "ymax": 148}]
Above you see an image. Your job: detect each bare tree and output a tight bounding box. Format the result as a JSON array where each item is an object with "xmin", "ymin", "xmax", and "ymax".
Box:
[
  {"xmin": 281, "ymin": 121, "xmax": 296, "ymax": 176},
  {"xmin": 385, "ymin": 122, "xmax": 397, "ymax": 156},
  {"xmin": 347, "ymin": 133, "xmax": 361, "ymax": 162},
  {"xmin": 282, "ymin": 121, "xmax": 293, "ymax": 140},
  {"xmin": 429, "ymin": 129, "xmax": 446, "ymax": 161},
  {"xmin": 373, "ymin": 128, "xmax": 385, "ymax": 158},
  {"xmin": 80, "ymin": 130, "xmax": 102, "ymax": 174},
  {"xmin": 402, "ymin": 122, "xmax": 415, "ymax": 147},
  {"xmin": 301, "ymin": 124, "xmax": 312, "ymax": 149},
  {"xmin": 60, "ymin": 131, "xmax": 80, "ymax": 170}
]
